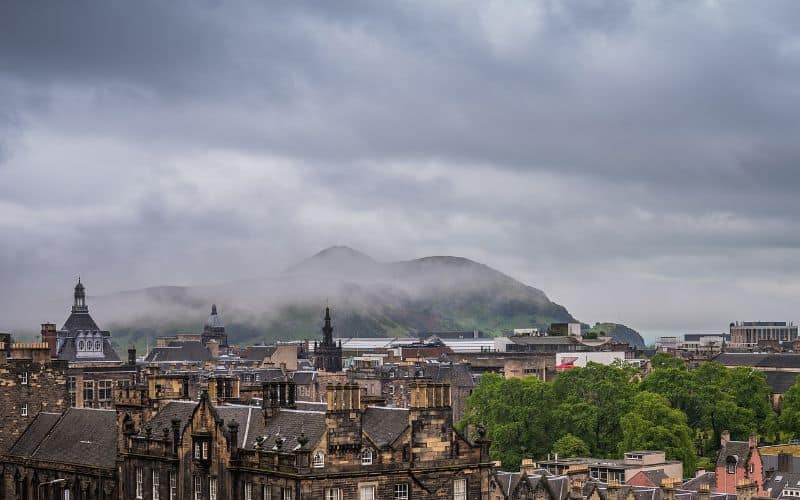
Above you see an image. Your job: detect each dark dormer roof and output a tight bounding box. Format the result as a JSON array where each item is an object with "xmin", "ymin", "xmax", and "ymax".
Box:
[
  {"xmin": 242, "ymin": 345, "xmax": 277, "ymax": 362},
  {"xmin": 362, "ymin": 406, "xmax": 409, "ymax": 447}
]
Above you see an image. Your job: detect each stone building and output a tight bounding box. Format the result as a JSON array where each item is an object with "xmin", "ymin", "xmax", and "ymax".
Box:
[
  {"xmin": 313, "ymin": 307, "xmax": 343, "ymax": 372},
  {"xmin": 118, "ymin": 380, "xmax": 492, "ymax": 499},
  {"xmin": 53, "ymin": 279, "xmax": 120, "ymax": 365},
  {"xmin": 201, "ymin": 304, "xmax": 228, "ymax": 348},
  {"xmin": 0, "ymin": 335, "xmax": 69, "ymax": 454}
]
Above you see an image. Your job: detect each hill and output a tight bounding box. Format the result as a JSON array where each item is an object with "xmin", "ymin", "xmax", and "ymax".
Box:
[
  {"xmin": 90, "ymin": 246, "xmax": 582, "ymax": 348},
  {"xmin": 586, "ymin": 322, "xmax": 645, "ymax": 348}
]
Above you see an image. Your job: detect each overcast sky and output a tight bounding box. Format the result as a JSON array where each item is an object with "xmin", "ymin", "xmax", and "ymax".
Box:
[{"xmin": 2, "ymin": 1, "xmax": 800, "ymax": 337}]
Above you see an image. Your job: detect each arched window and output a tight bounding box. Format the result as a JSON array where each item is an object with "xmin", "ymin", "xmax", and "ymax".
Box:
[
  {"xmin": 312, "ymin": 451, "xmax": 325, "ymax": 468},
  {"xmin": 361, "ymin": 448, "xmax": 373, "ymax": 465},
  {"xmin": 95, "ymin": 340, "xmax": 101, "ymax": 351},
  {"xmin": 78, "ymin": 341, "xmax": 84, "ymax": 350}
]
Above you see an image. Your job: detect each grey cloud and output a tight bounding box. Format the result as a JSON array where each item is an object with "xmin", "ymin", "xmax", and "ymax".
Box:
[{"xmin": 1, "ymin": 1, "xmax": 800, "ymax": 338}]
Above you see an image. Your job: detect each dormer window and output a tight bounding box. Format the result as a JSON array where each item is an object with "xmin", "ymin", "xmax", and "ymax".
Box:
[
  {"xmin": 79, "ymin": 341, "xmax": 85, "ymax": 350},
  {"xmin": 361, "ymin": 448, "xmax": 373, "ymax": 465},
  {"xmin": 726, "ymin": 456, "xmax": 737, "ymax": 474},
  {"xmin": 21, "ymin": 372, "xmax": 28, "ymax": 385},
  {"xmin": 312, "ymin": 451, "xmax": 325, "ymax": 468},
  {"xmin": 95, "ymin": 340, "xmax": 101, "ymax": 351},
  {"xmin": 193, "ymin": 436, "xmax": 211, "ymax": 465}
]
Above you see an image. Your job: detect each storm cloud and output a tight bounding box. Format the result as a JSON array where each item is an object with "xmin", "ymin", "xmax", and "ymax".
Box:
[{"xmin": 2, "ymin": 0, "xmax": 800, "ymax": 338}]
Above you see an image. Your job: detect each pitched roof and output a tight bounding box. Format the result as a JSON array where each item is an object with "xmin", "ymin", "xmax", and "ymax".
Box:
[
  {"xmin": 423, "ymin": 362, "xmax": 476, "ymax": 388},
  {"xmin": 764, "ymin": 371, "xmax": 800, "ymax": 394},
  {"xmin": 9, "ymin": 412, "xmax": 61, "ymax": 456},
  {"xmin": 145, "ymin": 341, "xmax": 212, "ymax": 363},
  {"xmin": 717, "ymin": 441, "xmax": 753, "ymax": 467},
  {"xmin": 362, "ymin": 406, "xmax": 409, "ymax": 447},
  {"xmin": 763, "ymin": 471, "xmax": 800, "ymax": 499},
  {"xmin": 715, "ymin": 354, "xmax": 800, "ymax": 369},
  {"xmin": 242, "ymin": 345, "xmax": 277, "ymax": 362},
  {"xmin": 140, "ymin": 400, "xmax": 197, "ymax": 436},
  {"xmin": 682, "ymin": 471, "xmax": 715, "ymax": 491},
  {"xmin": 61, "ymin": 311, "xmax": 100, "ymax": 332},
  {"xmin": 291, "ymin": 371, "xmax": 316, "ymax": 385},
  {"xmin": 10, "ymin": 408, "xmax": 117, "ymax": 469}
]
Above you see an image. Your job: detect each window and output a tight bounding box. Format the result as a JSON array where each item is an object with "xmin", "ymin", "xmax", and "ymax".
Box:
[
  {"xmin": 136, "ymin": 468, "xmax": 143, "ymax": 499},
  {"xmin": 244, "ymin": 482, "xmax": 251, "ymax": 500},
  {"xmin": 282, "ymin": 488, "xmax": 293, "ymax": 500},
  {"xmin": 263, "ymin": 485, "xmax": 271, "ymax": 500},
  {"xmin": 749, "ymin": 463, "xmax": 755, "ymax": 474},
  {"xmin": 68, "ymin": 376, "xmax": 77, "ymax": 407},
  {"xmin": 21, "ymin": 404, "xmax": 28, "ymax": 417},
  {"xmin": 83, "ymin": 381, "xmax": 94, "ymax": 405},
  {"xmin": 64, "ymin": 489, "xmax": 70, "ymax": 500},
  {"xmin": 21, "ymin": 372, "xmax": 28, "ymax": 385},
  {"xmin": 170, "ymin": 471, "xmax": 177, "ymax": 500},
  {"xmin": 359, "ymin": 485, "xmax": 375, "ymax": 500},
  {"xmin": 79, "ymin": 341, "xmax": 84, "ymax": 350},
  {"xmin": 194, "ymin": 476, "xmax": 202, "ymax": 500},
  {"xmin": 194, "ymin": 442, "xmax": 201, "ymax": 459},
  {"xmin": 203, "ymin": 441, "xmax": 209, "ymax": 460},
  {"xmin": 312, "ymin": 451, "xmax": 324, "ymax": 468},
  {"xmin": 325, "ymin": 488, "xmax": 341, "ymax": 500},
  {"xmin": 95, "ymin": 340, "xmax": 101, "ymax": 351},
  {"xmin": 361, "ymin": 448, "xmax": 373, "ymax": 465},
  {"xmin": 153, "ymin": 471, "xmax": 160, "ymax": 500},
  {"xmin": 727, "ymin": 457, "xmax": 737, "ymax": 474},
  {"xmin": 211, "ymin": 479, "xmax": 218, "ymax": 500},
  {"xmin": 454, "ymin": 479, "xmax": 466, "ymax": 500},
  {"xmin": 394, "ymin": 484, "xmax": 409, "ymax": 500},
  {"xmin": 98, "ymin": 380, "xmax": 113, "ymax": 402}
]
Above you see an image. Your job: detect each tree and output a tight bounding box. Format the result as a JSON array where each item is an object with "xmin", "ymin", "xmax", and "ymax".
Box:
[
  {"xmin": 552, "ymin": 362, "xmax": 638, "ymax": 456},
  {"xmin": 552, "ymin": 434, "xmax": 590, "ymax": 458},
  {"xmin": 650, "ymin": 352, "xmax": 686, "ymax": 370},
  {"xmin": 619, "ymin": 391, "xmax": 698, "ymax": 473},
  {"xmin": 779, "ymin": 376, "xmax": 800, "ymax": 438},
  {"xmin": 459, "ymin": 373, "xmax": 559, "ymax": 469}
]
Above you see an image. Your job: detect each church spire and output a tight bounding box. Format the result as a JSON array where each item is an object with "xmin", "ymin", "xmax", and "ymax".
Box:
[{"xmin": 322, "ymin": 306, "xmax": 333, "ymax": 345}]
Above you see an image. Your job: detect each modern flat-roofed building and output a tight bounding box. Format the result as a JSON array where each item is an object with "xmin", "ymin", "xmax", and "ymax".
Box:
[{"xmin": 730, "ymin": 322, "xmax": 798, "ymax": 347}]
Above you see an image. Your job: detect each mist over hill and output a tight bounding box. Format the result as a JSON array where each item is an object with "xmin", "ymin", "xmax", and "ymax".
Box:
[{"xmin": 89, "ymin": 246, "xmax": 589, "ymax": 348}]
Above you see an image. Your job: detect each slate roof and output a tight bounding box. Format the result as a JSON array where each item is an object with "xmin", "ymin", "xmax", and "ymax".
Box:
[
  {"xmin": 715, "ymin": 354, "xmax": 800, "ymax": 369},
  {"xmin": 242, "ymin": 345, "xmax": 277, "ymax": 362},
  {"xmin": 682, "ymin": 472, "xmax": 716, "ymax": 491},
  {"xmin": 9, "ymin": 412, "xmax": 61, "ymax": 456},
  {"xmin": 639, "ymin": 470, "xmax": 669, "ymax": 487},
  {"xmin": 717, "ymin": 440, "xmax": 752, "ymax": 467},
  {"xmin": 61, "ymin": 311, "xmax": 100, "ymax": 332},
  {"xmin": 494, "ymin": 471, "xmax": 520, "ymax": 497},
  {"xmin": 291, "ymin": 371, "xmax": 316, "ymax": 385},
  {"xmin": 9, "ymin": 408, "xmax": 117, "ymax": 469},
  {"xmin": 251, "ymin": 408, "xmax": 327, "ymax": 451},
  {"xmin": 423, "ymin": 363, "xmax": 476, "ymax": 388},
  {"xmin": 763, "ymin": 472, "xmax": 800, "ymax": 498},
  {"xmin": 57, "ymin": 335, "xmax": 121, "ymax": 363},
  {"xmin": 765, "ymin": 372, "xmax": 800, "ymax": 394},
  {"xmin": 140, "ymin": 401, "xmax": 197, "ymax": 436},
  {"xmin": 145, "ymin": 341, "xmax": 212, "ymax": 363},
  {"xmin": 362, "ymin": 406, "xmax": 409, "ymax": 447}
]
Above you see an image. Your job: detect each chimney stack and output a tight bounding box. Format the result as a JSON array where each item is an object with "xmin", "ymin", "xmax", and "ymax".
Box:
[
  {"xmin": 41, "ymin": 323, "xmax": 58, "ymax": 358},
  {"xmin": 325, "ymin": 384, "xmax": 363, "ymax": 453}
]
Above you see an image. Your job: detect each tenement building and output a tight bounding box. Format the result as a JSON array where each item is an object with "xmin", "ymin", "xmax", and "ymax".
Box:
[{"xmin": 0, "ymin": 334, "xmax": 69, "ymax": 454}]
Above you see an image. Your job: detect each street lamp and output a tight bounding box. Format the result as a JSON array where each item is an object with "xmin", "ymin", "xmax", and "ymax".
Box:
[{"xmin": 38, "ymin": 478, "xmax": 65, "ymax": 499}]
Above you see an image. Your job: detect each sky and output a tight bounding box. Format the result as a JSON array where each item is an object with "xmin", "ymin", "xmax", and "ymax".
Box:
[{"xmin": 2, "ymin": 1, "xmax": 800, "ymax": 339}]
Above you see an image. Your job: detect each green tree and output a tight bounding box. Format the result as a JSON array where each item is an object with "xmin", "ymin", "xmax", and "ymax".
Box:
[
  {"xmin": 779, "ymin": 376, "xmax": 800, "ymax": 437},
  {"xmin": 553, "ymin": 362, "xmax": 638, "ymax": 456},
  {"xmin": 459, "ymin": 373, "xmax": 558, "ymax": 469},
  {"xmin": 619, "ymin": 391, "xmax": 698, "ymax": 473},
  {"xmin": 552, "ymin": 433, "xmax": 590, "ymax": 458},
  {"xmin": 650, "ymin": 352, "xmax": 686, "ymax": 370}
]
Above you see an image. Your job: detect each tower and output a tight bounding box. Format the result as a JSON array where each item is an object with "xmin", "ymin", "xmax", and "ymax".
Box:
[
  {"xmin": 72, "ymin": 278, "xmax": 88, "ymax": 313},
  {"xmin": 202, "ymin": 304, "xmax": 228, "ymax": 347},
  {"xmin": 314, "ymin": 306, "xmax": 342, "ymax": 372}
]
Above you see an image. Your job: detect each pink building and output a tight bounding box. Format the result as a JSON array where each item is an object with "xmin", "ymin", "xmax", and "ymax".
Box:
[{"xmin": 715, "ymin": 431, "xmax": 763, "ymax": 494}]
